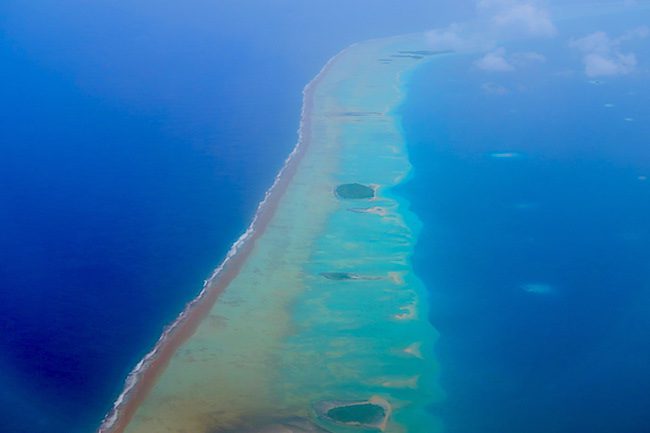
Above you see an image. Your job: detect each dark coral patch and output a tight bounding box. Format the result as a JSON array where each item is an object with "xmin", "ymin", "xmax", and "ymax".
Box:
[
  {"xmin": 320, "ymin": 272, "xmax": 358, "ymax": 281},
  {"xmin": 335, "ymin": 183, "xmax": 375, "ymax": 200},
  {"xmin": 313, "ymin": 399, "xmax": 390, "ymax": 431},
  {"xmin": 326, "ymin": 403, "xmax": 386, "ymax": 425}
]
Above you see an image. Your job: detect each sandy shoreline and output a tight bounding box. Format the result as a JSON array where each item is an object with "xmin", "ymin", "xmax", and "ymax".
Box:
[{"xmin": 96, "ymin": 51, "xmax": 344, "ymax": 433}]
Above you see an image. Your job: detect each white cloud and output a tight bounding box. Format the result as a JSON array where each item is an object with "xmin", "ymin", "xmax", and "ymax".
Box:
[
  {"xmin": 425, "ymin": 23, "xmax": 467, "ymax": 51},
  {"xmin": 583, "ymin": 52, "xmax": 636, "ymax": 77},
  {"xmin": 494, "ymin": 4, "xmax": 556, "ymax": 37},
  {"xmin": 425, "ymin": 1, "xmax": 558, "ymax": 53},
  {"xmin": 570, "ymin": 31, "xmax": 610, "ymax": 54},
  {"xmin": 475, "ymin": 48, "xmax": 546, "ymax": 72},
  {"xmin": 478, "ymin": 1, "xmax": 557, "ymax": 38},
  {"xmin": 619, "ymin": 26, "xmax": 650, "ymax": 42},
  {"xmin": 481, "ymin": 82, "xmax": 510, "ymax": 95},
  {"xmin": 570, "ymin": 29, "xmax": 647, "ymax": 77},
  {"xmin": 425, "ymin": 23, "xmax": 491, "ymax": 52},
  {"xmin": 476, "ymin": 48, "xmax": 514, "ymax": 71},
  {"xmin": 512, "ymin": 51, "xmax": 546, "ymax": 65},
  {"xmin": 477, "ymin": 0, "xmax": 525, "ymax": 10}
]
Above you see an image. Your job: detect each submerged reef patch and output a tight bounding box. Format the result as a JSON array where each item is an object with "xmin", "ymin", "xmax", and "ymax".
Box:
[
  {"xmin": 335, "ymin": 183, "xmax": 375, "ymax": 200},
  {"xmin": 398, "ymin": 49, "xmax": 445, "ymax": 56},
  {"xmin": 319, "ymin": 272, "xmax": 383, "ymax": 281},
  {"xmin": 339, "ymin": 111, "xmax": 383, "ymax": 117},
  {"xmin": 347, "ymin": 206, "xmax": 387, "ymax": 216},
  {"xmin": 521, "ymin": 283, "xmax": 553, "ymax": 295},
  {"xmin": 320, "ymin": 272, "xmax": 360, "ymax": 281},
  {"xmin": 391, "ymin": 54, "xmax": 424, "ymax": 60}
]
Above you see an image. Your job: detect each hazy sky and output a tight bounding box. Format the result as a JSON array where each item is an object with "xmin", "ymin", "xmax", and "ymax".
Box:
[
  {"xmin": 2, "ymin": 0, "xmax": 646, "ymax": 121},
  {"xmin": 0, "ymin": 1, "xmax": 470, "ymax": 113}
]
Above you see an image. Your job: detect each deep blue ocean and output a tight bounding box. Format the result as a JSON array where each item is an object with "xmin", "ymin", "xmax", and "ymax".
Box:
[
  {"xmin": 0, "ymin": 1, "xmax": 456, "ymax": 432},
  {"xmin": 401, "ymin": 8, "xmax": 650, "ymax": 433}
]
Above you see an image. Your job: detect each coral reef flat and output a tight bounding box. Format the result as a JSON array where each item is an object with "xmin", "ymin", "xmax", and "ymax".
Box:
[{"xmin": 104, "ymin": 33, "xmax": 443, "ymax": 433}]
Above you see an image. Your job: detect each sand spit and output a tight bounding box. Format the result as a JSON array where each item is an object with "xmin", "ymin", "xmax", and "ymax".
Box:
[
  {"xmin": 394, "ymin": 303, "xmax": 417, "ymax": 320},
  {"xmin": 387, "ymin": 271, "xmax": 405, "ymax": 285},
  {"xmin": 404, "ymin": 342, "xmax": 423, "ymax": 359},
  {"xmin": 347, "ymin": 206, "xmax": 388, "ymax": 216}
]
